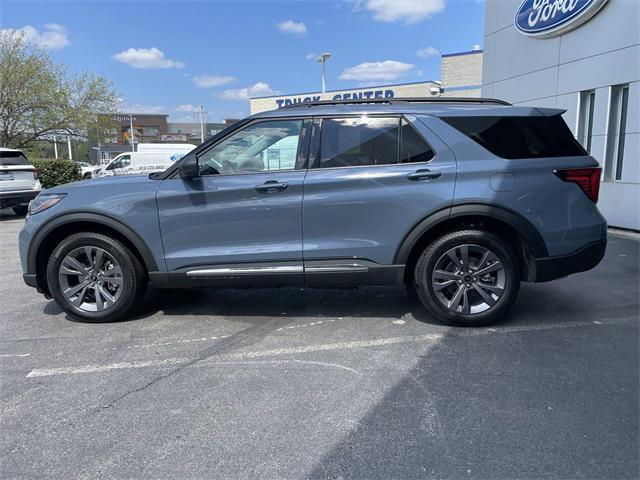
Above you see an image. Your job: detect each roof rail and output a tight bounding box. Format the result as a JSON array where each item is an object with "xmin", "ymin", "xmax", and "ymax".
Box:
[{"xmin": 279, "ymin": 97, "xmax": 511, "ymax": 109}]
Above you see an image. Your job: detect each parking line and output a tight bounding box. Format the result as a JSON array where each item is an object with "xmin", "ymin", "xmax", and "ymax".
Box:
[{"xmin": 25, "ymin": 318, "xmax": 631, "ymax": 378}]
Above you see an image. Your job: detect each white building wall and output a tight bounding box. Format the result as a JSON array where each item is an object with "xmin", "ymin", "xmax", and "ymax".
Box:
[{"xmin": 482, "ymin": 0, "xmax": 640, "ymax": 230}]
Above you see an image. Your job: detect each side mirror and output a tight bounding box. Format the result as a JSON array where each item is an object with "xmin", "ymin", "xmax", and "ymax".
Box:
[{"xmin": 179, "ymin": 154, "xmax": 199, "ymax": 180}]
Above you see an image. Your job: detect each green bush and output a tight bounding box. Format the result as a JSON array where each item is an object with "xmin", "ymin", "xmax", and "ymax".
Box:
[{"xmin": 31, "ymin": 159, "xmax": 81, "ymax": 189}]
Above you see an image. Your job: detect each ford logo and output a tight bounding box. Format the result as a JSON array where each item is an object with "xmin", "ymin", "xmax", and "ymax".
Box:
[{"xmin": 515, "ymin": 0, "xmax": 609, "ymax": 38}]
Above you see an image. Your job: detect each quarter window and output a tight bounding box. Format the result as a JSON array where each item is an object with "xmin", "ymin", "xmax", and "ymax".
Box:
[
  {"xmin": 443, "ymin": 115, "xmax": 587, "ymax": 159},
  {"xmin": 320, "ymin": 117, "xmax": 398, "ymax": 168},
  {"xmin": 401, "ymin": 119, "xmax": 435, "ymax": 163},
  {"xmin": 198, "ymin": 120, "xmax": 303, "ymax": 175}
]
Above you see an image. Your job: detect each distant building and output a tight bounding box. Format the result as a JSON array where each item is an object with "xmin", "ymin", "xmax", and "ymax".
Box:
[
  {"xmin": 91, "ymin": 114, "xmax": 238, "ymax": 164},
  {"xmin": 440, "ymin": 50, "xmax": 483, "ymax": 97}
]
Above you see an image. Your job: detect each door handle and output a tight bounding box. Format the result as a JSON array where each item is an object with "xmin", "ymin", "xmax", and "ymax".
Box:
[
  {"xmin": 407, "ymin": 169, "xmax": 441, "ymax": 181},
  {"xmin": 255, "ymin": 180, "xmax": 289, "ymax": 193}
]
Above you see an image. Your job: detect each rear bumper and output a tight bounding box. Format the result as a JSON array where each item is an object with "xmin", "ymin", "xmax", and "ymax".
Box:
[
  {"xmin": 0, "ymin": 189, "xmax": 39, "ymax": 207},
  {"xmin": 533, "ymin": 240, "xmax": 607, "ymax": 282}
]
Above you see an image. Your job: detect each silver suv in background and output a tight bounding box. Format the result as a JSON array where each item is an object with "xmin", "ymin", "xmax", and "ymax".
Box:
[{"xmin": 0, "ymin": 148, "xmax": 41, "ymax": 215}]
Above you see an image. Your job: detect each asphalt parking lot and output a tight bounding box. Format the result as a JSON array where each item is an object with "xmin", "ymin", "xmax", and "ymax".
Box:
[{"xmin": 1, "ymin": 209, "xmax": 638, "ymax": 479}]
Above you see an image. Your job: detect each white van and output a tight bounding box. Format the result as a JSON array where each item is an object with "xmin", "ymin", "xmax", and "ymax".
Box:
[
  {"xmin": 97, "ymin": 145, "xmax": 194, "ymax": 177},
  {"xmin": 136, "ymin": 143, "xmax": 194, "ymax": 153}
]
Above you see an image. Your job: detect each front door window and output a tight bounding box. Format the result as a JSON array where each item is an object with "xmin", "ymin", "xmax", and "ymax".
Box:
[{"xmin": 198, "ymin": 120, "xmax": 303, "ymax": 175}]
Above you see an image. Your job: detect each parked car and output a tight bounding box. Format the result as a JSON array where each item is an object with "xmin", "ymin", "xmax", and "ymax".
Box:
[
  {"xmin": 19, "ymin": 98, "xmax": 607, "ymax": 325},
  {"xmin": 0, "ymin": 148, "xmax": 41, "ymax": 215},
  {"xmin": 96, "ymin": 144, "xmax": 194, "ymax": 178},
  {"xmin": 76, "ymin": 161, "xmax": 96, "ymax": 180}
]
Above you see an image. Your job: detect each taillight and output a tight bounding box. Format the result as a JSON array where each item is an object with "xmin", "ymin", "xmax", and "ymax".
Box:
[
  {"xmin": 554, "ymin": 167, "xmax": 601, "ymax": 203},
  {"xmin": 33, "ymin": 168, "xmax": 39, "ymax": 180}
]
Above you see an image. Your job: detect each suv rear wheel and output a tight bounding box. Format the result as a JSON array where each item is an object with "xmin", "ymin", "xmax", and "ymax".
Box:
[
  {"xmin": 414, "ymin": 230, "xmax": 520, "ymax": 326},
  {"xmin": 46, "ymin": 232, "xmax": 146, "ymax": 322}
]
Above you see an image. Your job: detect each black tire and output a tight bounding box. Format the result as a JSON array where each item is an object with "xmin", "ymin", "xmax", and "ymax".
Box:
[
  {"xmin": 12, "ymin": 205, "xmax": 28, "ymax": 215},
  {"xmin": 46, "ymin": 232, "xmax": 147, "ymax": 322},
  {"xmin": 414, "ymin": 229, "xmax": 520, "ymax": 327},
  {"xmin": 83, "ymin": 173, "xmax": 92, "ymax": 180}
]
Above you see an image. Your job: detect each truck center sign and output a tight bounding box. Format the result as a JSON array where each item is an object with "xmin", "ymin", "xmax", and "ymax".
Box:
[{"xmin": 249, "ymin": 81, "xmax": 441, "ymax": 114}]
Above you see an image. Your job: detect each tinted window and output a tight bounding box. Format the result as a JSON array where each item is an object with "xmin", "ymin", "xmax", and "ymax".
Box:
[
  {"xmin": 401, "ymin": 119, "xmax": 435, "ymax": 163},
  {"xmin": 199, "ymin": 120, "xmax": 302, "ymax": 175},
  {"xmin": 0, "ymin": 151, "xmax": 29, "ymax": 166},
  {"xmin": 443, "ymin": 115, "xmax": 587, "ymax": 159},
  {"xmin": 320, "ymin": 117, "xmax": 398, "ymax": 168}
]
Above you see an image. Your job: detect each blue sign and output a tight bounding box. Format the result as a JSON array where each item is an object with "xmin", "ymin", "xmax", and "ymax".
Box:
[
  {"xmin": 515, "ymin": 0, "xmax": 609, "ymax": 38},
  {"xmin": 275, "ymin": 89, "xmax": 395, "ymax": 108}
]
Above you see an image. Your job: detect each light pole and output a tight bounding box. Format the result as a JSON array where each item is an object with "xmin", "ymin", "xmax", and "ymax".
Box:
[
  {"xmin": 129, "ymin": 114, "xmax": 135, "ymax": 152},
  {"xmin": 316, "ymin": 52, "xmax": 331, "ymax": 99},
  {"xmin": 198, "ymin": 106, "xmax": 205, "ymax": 144}
]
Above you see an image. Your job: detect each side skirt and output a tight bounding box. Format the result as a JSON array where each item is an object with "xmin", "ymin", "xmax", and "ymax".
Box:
[{"xmin": 149, "ymin": 259, "xmax": 405, "ymax": 289}]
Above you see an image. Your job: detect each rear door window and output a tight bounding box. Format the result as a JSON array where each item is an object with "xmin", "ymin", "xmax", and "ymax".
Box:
[
  {"xmin": 0, "ymin": 151, "xmax": 30, "ymax": 166},
  {"xmin": 442, "ymin": 115, "xmax": 587, "ymax": 159},
  {"xmin": 320, "ymin": 117, "xmax": 399, "ymax": 168}
]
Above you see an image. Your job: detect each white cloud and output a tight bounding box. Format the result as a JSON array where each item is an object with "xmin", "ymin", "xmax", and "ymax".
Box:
[
  {"xmin": 193, "ymin": 74, "xmax": 236, "ymax": 88},
  {"xmin": 306, "ymin": 53, "xmax": 317, "ymax": 60},
  {"xmin": 0, "ymin": 24, "xmax": 70, "ymax": 49},
  {"xmin": 112, "ymin": 47, "xmax": 184, "ymax": 69},
  {"xmin": 117, "ymin": 102, "xmax": 167, "ymax": 114},
  {"xmin": 472, "ymin": 44, "xmax": 482, "ymax": 51},
  {"xmin": 175, "ymin": 104, "xmax": 196, "ymax": 112},
  {"xmin": 351, "ymin": 0, "xmax": 445, "ymax": 24},
  {"xmin": 416, "ymin": 46, "xmax": 440, "ymax": 59},
  {"xmin": 277, "ymin": 20, "xmax": 307, "ymax": 34},
  {"xmin": 220, "ymin": 82, "xmax": 279, "ymax": 101},
  {"xmin": 339, "ymin": 60, "xmax": 415, "ymax": 82}
]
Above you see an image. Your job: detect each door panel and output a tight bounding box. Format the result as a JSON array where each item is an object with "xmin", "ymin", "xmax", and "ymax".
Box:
[
  {"xmin": 302, "ymin": 115, "xmax": 456, "ymax": 265},
  {"xmin": 157, "ymin": 171, "xmax": 306, "ymax": 270},
  {"xmin": 156, "ymin": 118, "xmax": 310, "ymax": 272}
]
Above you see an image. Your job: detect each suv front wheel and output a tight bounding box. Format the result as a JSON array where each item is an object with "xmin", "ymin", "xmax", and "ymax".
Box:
[
  {"xmin": 414, "ymin": 230, "xmax": 520, "ymax": 326},
  {"xmin": 46, "ymin": 232, "xmax": 146, "ymax": 322}
]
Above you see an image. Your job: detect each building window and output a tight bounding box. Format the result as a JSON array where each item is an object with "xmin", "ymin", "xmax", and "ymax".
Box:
[
  {"xmin": 143, "ymin": 127, "xmax": 160, "ymax": 136},
  {"xmin": 577, "ymin": 90, "xmax": 595, "ymax": 153},
  {"xmin": 604, "ymin": 84, "xmax": 630, "ymax": 181}
]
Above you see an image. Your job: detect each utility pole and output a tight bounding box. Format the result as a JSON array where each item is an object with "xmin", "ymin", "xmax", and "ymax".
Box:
[
  {"xmin": 67, "ymin": 136, "xmax": 73, "ymax": 161},
  {"xmin": 198, "ymin": 106, "xmax": 205, "ymax": 144},
  {"xmin": 129, "ymin": 115, "xmax": 136, "ymax": 152},
  {"xmin": 317, "ymin": 53, "xmax": 332, "ymax": 99},
  {"xmin": 53, "ymin": 135, "xmax": 58, "ymax": 159}
]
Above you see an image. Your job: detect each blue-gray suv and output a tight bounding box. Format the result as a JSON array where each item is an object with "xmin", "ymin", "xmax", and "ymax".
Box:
[{"xmin": 19, "ymin": 98, "xmax": 607, "ymax": 326}]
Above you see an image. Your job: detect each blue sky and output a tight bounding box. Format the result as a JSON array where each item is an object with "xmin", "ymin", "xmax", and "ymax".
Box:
[{"xmin": 2, "ymin": 0, "xmax": 485, "ymax": 122}]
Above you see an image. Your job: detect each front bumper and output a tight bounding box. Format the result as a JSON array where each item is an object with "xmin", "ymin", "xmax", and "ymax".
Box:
[
  {"xmin": 0, "ymin": 189, "xmax": 40, "ymax": 208},
  {"xmin": 533, "ymin": 240, "xmax": 607, "ymax": 282}
]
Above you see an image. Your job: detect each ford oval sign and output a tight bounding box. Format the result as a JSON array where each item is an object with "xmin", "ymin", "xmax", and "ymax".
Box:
[{"xmin": 515, "ymin": 0, "xmax": 609, "ymax": 38}]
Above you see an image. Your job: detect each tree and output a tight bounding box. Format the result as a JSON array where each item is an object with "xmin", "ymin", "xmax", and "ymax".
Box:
[{"xmin": 0, "ymin": 31, "xmax": 118, "ymax": 148}]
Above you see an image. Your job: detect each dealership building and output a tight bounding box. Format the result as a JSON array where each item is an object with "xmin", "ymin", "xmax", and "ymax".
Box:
[{"xmin": 482, "ymin": 0, "xmax": 639, "ymax": 230}]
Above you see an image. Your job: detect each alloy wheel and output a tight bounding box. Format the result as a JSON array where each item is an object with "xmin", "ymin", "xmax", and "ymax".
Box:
[
  {"xmin": 58, "ymin": 246, "xmax": 124, "ymax": 312},
  {"xmin": 431, "ymin": 244, "xmax": 506, "ymax": 315}
]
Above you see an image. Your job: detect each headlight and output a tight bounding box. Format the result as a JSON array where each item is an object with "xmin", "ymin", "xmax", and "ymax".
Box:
[{"xmin": 28, "ymin": 193, "xmax": 66, "ymax": 215}]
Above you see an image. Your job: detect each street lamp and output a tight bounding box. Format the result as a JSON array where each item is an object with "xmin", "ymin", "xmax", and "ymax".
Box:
[{"xmin": 316, "ymin": 52, "xmax": 331, "ymax": 98}]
